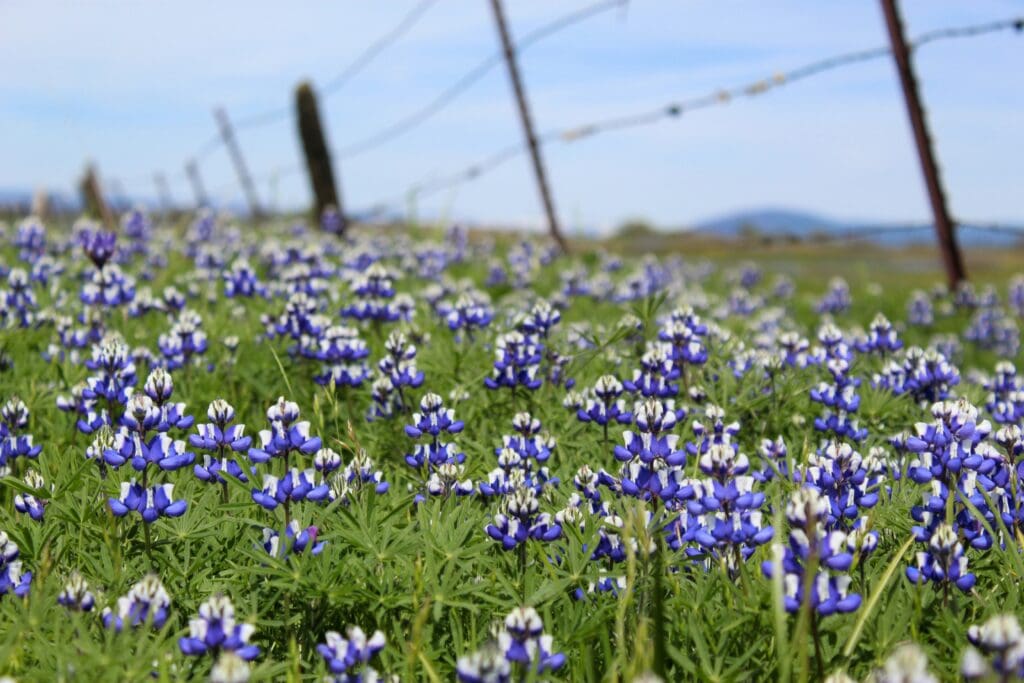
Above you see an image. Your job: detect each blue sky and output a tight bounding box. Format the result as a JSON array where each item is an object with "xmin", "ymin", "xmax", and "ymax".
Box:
[{"xmin": 1, "ymin": 1, "xmax": 1021, "ymax": 233}]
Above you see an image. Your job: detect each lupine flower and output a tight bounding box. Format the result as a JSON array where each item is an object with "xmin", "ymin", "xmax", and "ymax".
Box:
[
  {"xmin": 223, "ymin": 259, "xmax": 266, "ymax": 298},
  {"xmin": 605, "ymin": 398, "xmax": 690, "ymax": 502},
  {"xmin": 905, "ymin": 399, "xmax": 995, "ymax": 486},
  {"xmin": 342, "ymin": 263, "xmax": 400, "ymax": 323},
  {"xmin": 873, "ymin": 347, "xmax": 960, "ymax": 405},
  {"xmin": 855, "ymin": 313, "xmax": 903, "ymax": 355},
  {"xmin": 439, "ymin": 292, "xmax": 493, "ymax": 339},
  {"xmin": 816, "ymin": 277, "xmax": 851, "ymax": 314},
  {"xmin": 260, "ymin": 521, "xmax": 325, "ymax": 559},
  {"xmin": 57, "ymin": 571, "xmax": 95, "ymax": 612},
  {"xmin": 404, "ymin": 393, "xmax": 465, "ymax": 472},
  {"xmin": 754, "ymin": 436, "xmax": 788, "ymax": 482},
  {"xmin": 865, "ymin": 643, "xmax": 937, "ymax": 683},
  {"xmin": 796, "ymin": 440, "xmax": 883, "ymax": 531},
  {"xmin": 179, "ymin": 594, "xmax": 260, "ymax": 661},
  {"xmin": 761, "ymin": 488, "xmax": 861, "ymax": 616},
  {"xmin": 13, "ymin": 469, "xmax": 49, "ymax": 521},
  {"xmin": 0, "ymin": 269, "xmax": 39, "ymax": 328},
  {"xmin": 109, "ymin": 481, "xmax": 187, "ymax": 522},
  {"xmin": 0, "ymin": 531, "xmax": 32, "ymax": 598},
  {"xmin": 159, "ymin": 310, "xmax": 209, "ymax": 370},
  {"xmin": 984, "ymin": 361, "xmax": 1024, "ymax": 425},
  {"xmin": 906, "ymin": 290, "xmax": 933, "ymax": 327},
  {"xmin": 313, "ymin": 326, "xmax": 371, "ymax": 388},
  {"xmin": 658, "ymin": 306, "xmax": 709, "ymax": 370},
  {"xmin": 80, "ymin": 264, "xmax": 136, "ymax": 308},
  {"xmin": 211, "ymin": 652, "xmax": 252, "ymax": 683},
  {"xmin": 678, "ymin": 441, "xmax": 773, "ymax": 573},
  {"xmin": 192, "ymin": 400, "xmax": 252, "ymax": 487},
  {"xmin": 962, "ymin": 614, "xmax": 1024, "ymax": 681},
  {"xmin": 251, "ymin": 469, "xmax": 330, "ymax": 510},
  {"xmin": 426, "ymin": 463, "xmax": 474, "ymax": 497},
  {"xmin": 103, "ymin": 428, "xmax": 195, "ymax": 473},
  {"xmin": 376, "ymin": 331, "xmax": 424, "ymax": 410},
  {"xmin": 81, "ymin": 338, "xmax": 137, "ymax": 415},
  {"xmin": 486, "ymin": 486, "xmax": 562, "ymax": 549},
  {"xmin": 14, "ymin": 216, "xmax": 46, "ymax": 261},
  {"xmin": 317, "ymin": 626, "xmax": 386, "ymax": 681},
  {"xmin": 248, "ymin": 397, "xmax": 322, "ymax": 465},
  {"xmin": 484, "ymin": 331, "xmax": 543, "ymax": 392},
  {"xmin": 905, "ymin": 522, "xmax": 975, "ymax": 593},
  {"xmin": 623, "ymin": 345, "xmax": 679, "ymax": 398},
  {"xmin": 140, "ymin": 367, "xmax": 194, "ymax": 432},
  {"xmin": 0, "ymin": 397, "xmax": 42, "ymax": 470},
  {"xmin": 809, "ymin": 325, "xmax": 866, "ymax": 442},
  {"xmin": 328, "ymin": 447, "xmax": 390, "ymax": 504},
  {"xmin": 965, "ymin": 307, "xmax": 1020, "ymax": 358},
  {"xmin": 102, "ymin": 574, "xmax": 170, "ymax": 631},
  {"xmin": 576, "ymin": 375, "xmax": 633, "ymax": 428},
  {"xmin": 77, "ymin": 224, "xmax": 118, "ymax": 268},
  {"xmin": 456, "ymin": 642, "xmax": 512, "ymax": 683},
  {"xmin": 493, "ymin": 607, "xmax": 565, "ymax": 673}
]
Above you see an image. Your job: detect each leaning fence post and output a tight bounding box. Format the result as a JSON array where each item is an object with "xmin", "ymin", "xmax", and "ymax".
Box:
[
  {"xmin": 880, "ymin": 0, "xmax": 966, "ymax": 287},
  {"xmin": 296, "ymin": 80, "xmax": 345, "ymax": 233},
  {"xmin": 488, "ymin": 0, "xmax": 569, "ymax": 254},
  {"xmin": 185, "ymin": 160, "xmax": 210, "ymax": 210},
  {"xmin": 79, "ymin": 164, "xmax": 115, "ymax": 229},
  {"xmin": 213, "ymin": 107, "xmax": 264, "ymax": 220}
]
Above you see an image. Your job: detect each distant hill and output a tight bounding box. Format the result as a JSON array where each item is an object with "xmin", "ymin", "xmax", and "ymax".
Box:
[{"xmin": 689, "ymin": 207, "xmax": 1024, "ymax": 248}]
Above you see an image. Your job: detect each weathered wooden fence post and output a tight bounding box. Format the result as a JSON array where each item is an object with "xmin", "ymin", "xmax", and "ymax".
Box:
[
  {"xmin": 213, "ymin": 107, "xmax": 264, "ymax": 220},
  {"xmin": 79, "ymin": 164, "xmax": 115, "ymax": 229},
  {"xmin": 185, "ymin": 160, "xmax": 210, "ymax": 210},
  {"xmin": 296, "ymin": 80, "xmax": 345, "ymax": 232},
  {"xmin": 880, "ymin": 0, "xmax": 966, "ymax": 286},
  {"xmin": 153, "ymin": 172, "xmax": 174, "ymax": 217},
  {"xmin": 488, "ymin": 0, "xmax": 569, "ymax": 254}
]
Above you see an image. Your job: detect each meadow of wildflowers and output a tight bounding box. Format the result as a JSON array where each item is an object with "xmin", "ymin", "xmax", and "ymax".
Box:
[{"xmin": 1, "ymin": 210, "xmax": 1024, "ymax": 681}]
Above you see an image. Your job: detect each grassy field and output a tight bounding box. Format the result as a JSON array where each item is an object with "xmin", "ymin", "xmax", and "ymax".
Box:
[{"xmin": 0, "ymin": 214, "xmax": 1022, "ymax": 681}]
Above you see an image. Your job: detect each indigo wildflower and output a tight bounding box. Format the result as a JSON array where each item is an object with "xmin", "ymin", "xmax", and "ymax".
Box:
[
  {"xmin": 404, "ymin": 393, "xmax": 465, "ymax": 473},
  {"xmin": 377, "ymin": 331, "xmax": 424, "ymax": 411},
  {"xmin": 342, "ymin": 263, "xmax": 400, "ymax": 323},
  {"xmin": 102, "ymin": 574, "xmax": 170, "ymax": 631},
  {"xmin": 260, "ymin": 521, "xmax": 325, "ymax": 559},
  {"xmin": 317, "ymin": 626, "xmax": 386, "ymax": 681},
  {"xmin": 0, "ymin": 397, "xmax": 42, "ymax": 471},
  {"xmin": 496, "ymin": 607, "xmax": 566, "ymax": 673},
  {"xmin": 179, "ymin": 594, "xmax": 260, "ymax": 661},
  {"xmin": 962, "ymin": 614, "xmax": 1024, "ymax": 681},
  {"xmin": 486, "ymin": 486, "xmax": 562, "ymax": 550},
  {"xmin": 248, "ymin": 397, "xmax": 322, "ymax": 466},
  {"xmin": 211, "ymin": 652, "xmax": 253, "ymax": 683},
  {"xmin": 906, "ymin": 522, "xmax": 975, "ymax": 594},
  {"xmin": 13, "ymin": 469, "xmax": 49, "ymax": 522},
  {"xmin": 58, "ymin": 571, "xmax": 95, "ymax": 612},
  {"xmin": 484, "ymin": 331, "xmax": 543, "ymax": 392},
  {"xmin": 109, "ymin": 481, "xmax": 187, "ymax": 522},
  {"xmin": 313, "ymin": 325, "xmax": 370, "ymax": 389},
  {"xmin": 761, "ymin": 488, "xmax": 861, "ymax": 616},
  {"xmin": 0, "ymin": 531, "xmax": 31, "ymax": 598},
  {"xmin": 855, "ymin": 313, "xmax": 902, "ymax": 355}
]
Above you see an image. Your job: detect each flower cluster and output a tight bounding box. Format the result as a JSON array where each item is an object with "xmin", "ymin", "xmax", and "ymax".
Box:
[
  {"xmin": 102, "ymin": 574, "xmax": 171, "ymax": 631},
  {"xmin": 762, "ymin": 488, "xmax": 861, "ymax": 616},
  {"xmin": 179, "ymin": 594, "xmax": 260, "ymax": 661},
  {"xmin": 0, "ymin": 531, "xmax": 31, "ymax": 599},
  {"xmin": 457, "ymin": 607, "xmax": 565, "ymax": 681},
  {"xmin": 317, "ymin": 626, "xmax": 386, "ymax": 682}
]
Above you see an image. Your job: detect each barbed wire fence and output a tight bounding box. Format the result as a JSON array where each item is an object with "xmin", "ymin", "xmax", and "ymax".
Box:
[{"xmin": 100, "ymin": 5, "xmax": 1023, "ymax": 252}]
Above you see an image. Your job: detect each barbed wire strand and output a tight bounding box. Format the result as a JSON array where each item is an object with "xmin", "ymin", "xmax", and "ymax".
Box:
[
  {"xmin": 355, "ymin": 15, "xmax": 1022, "ymax": 218},
  {"xmin": 333, "ymin": 0, "xmax": 629, "ymax": 159}
]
